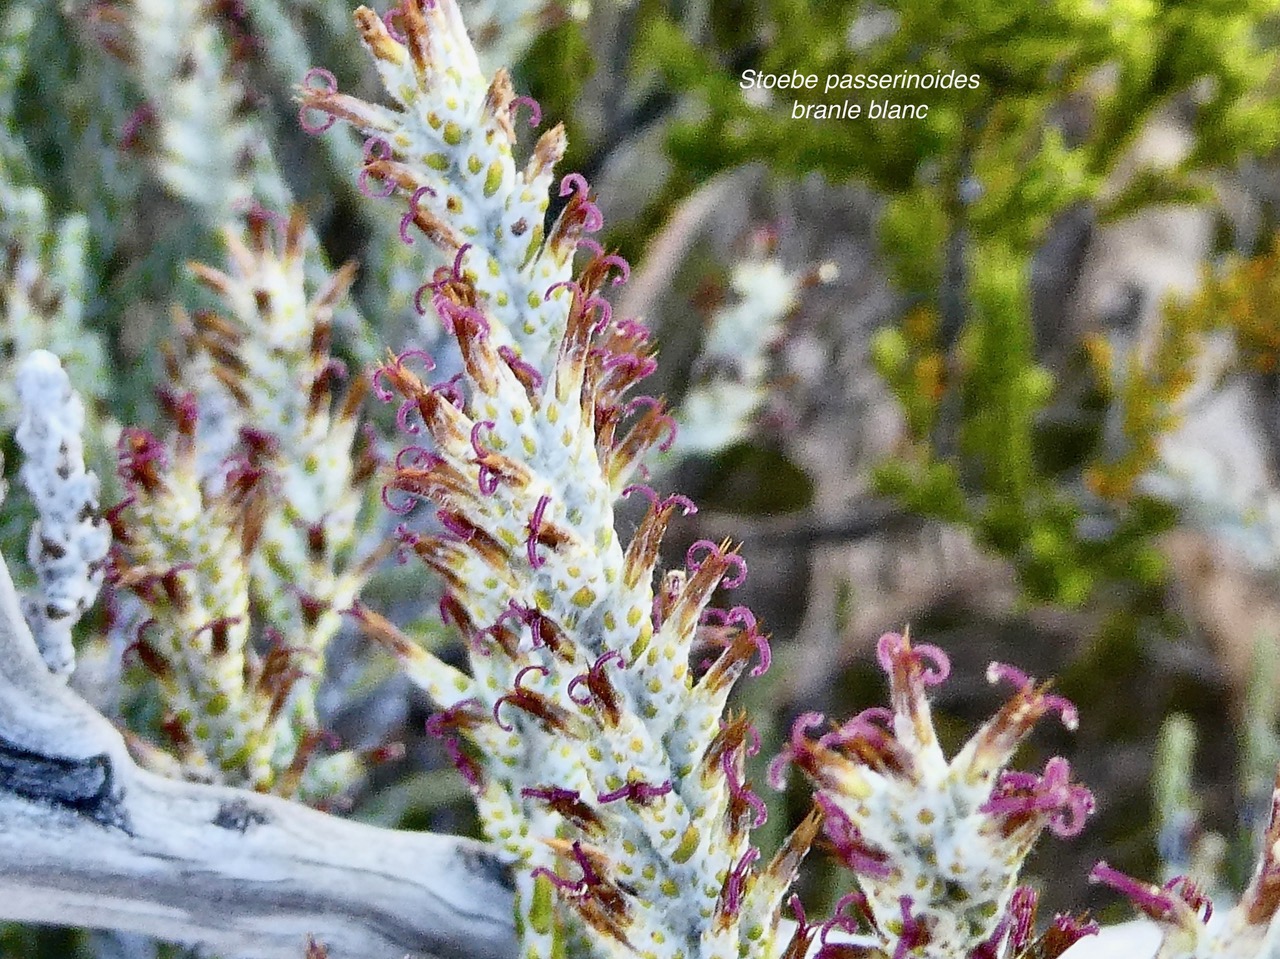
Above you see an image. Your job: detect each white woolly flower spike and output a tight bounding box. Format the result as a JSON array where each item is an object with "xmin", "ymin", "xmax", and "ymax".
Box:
[
  {"xmin": 14, "ymin": 349, "xmax": 110, "ymax": 678},
  {"xmin": 775, "ymin": 633, "xmax": 1098, "ymax": 959},
  {"xmin": 309, "ymin": 3, "xmax": 819, "ymax": 957},
  {"xmin": 299, "ymin": 0, "xmax": 592, "ymax": 375},
  {"xmin": 183, "ymin": 209, "xmax": 379, "ymax": 736}
]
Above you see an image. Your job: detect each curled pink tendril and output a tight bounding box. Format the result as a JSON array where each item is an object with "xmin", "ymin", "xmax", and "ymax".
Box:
[
  {"xmin": 432, "ymin": 374, "xmax": 465, "ymax": 408},
  {"xmin": 567, "ymin": 650, "xmax": 625, "ymax": 707},
  {"xmin": 298, "ymin": 68, "xmax": 337, "ymax": 133},
  {"xmin": 491, "ymin": 601, "xmax": 544, "ymax": 650},
  {"xmin": 469, "ymin": 421, "xmax": 499, "ymax": 496},
  {"xmin": 498, "ymin": 345, "xmax": 544, "ymax": 390},
  {"xmin": 545, "ymin": 279, "xmax": 582, "ymax": 303},
  {"xmin": 616, "ymin": 319, "xmax": 650, "ymax": 341},
  {"xmin": 382, "ymin": 2, "xmax": 406, "ymax": 41},
  {"xmin": 621, "ymin": 484, "xmax": 659, "ymax": 506},
  {"xmin": 396, "ymin": 399, "xmax": 421, "ymax": 435},
  {"xmin": 509, "ymin": 95, "xmax": 542, "ymax": 127},
  {"xmin": 400, "ymin": 185, "xmax": 437, "ymax": 244},
  {"xmin": 437, "ymin": 510, "xmax": 475, "ymax": 541},
  {"xmin": 891, "ymin": 897, "xmax": 928, "ymax": 959},
  {"xmin": 877, "ymin": 632, "xmax": 950, "ymax": 686},
  {"xmin": 981, "ymin": 757, "xmax": 1094, "ymax": 837},
  {"xmin": 492, "ymin": 665, "xmax": 549, "ymax": 732},
  {"xmin": 986, "ymin": 661, "xmax": 1080, "ymax": 730},
  {"xmin": 597, "ymin": 253, "xmax": 631, "ymax": 285},
  {"xmin": 448, "ymin": 243, "xmax": 471, "ymax": 279},
  {"xmin": 621, "ymin": 485, "xmax": 699, "ymax": 516},
  {"xmin": 560, "ymin": 173, "xmax": 589, "ymax": 198},
  {"xmin": 395, "ymin": 446, "xmax": 441, "ymax": 470},
  {"xmin": 381, "ymin": 484, "xmax": 415, "ymax": 515},
  {"xmin": 819, "ymin": 707, "xmax": 894, "ymax": 749},
  {"xmin": 526, "ymin": 494, "xmax": 552, "ymax": 569},
  {"xmin": 372, "ymin": 368, "xmax": 396, "ymax": 402},
  {"xmin": 722, "ymin": 750, "xmax": 768, "ymax": 827},
  {"xmin": 686, "ymin": 540, "xmax": 748, "ymax": 589},
  {"xmin": 822, "ymin": 892, "xmax": 872, "ymax": 943},
  {"xmin": 767, "ymin": 711, "xmax": 826, "ymax": 789},
  {"xmin": 583, "ymin": 295, "xmax": 612, "ymax": 332},
  {"xmin": 576, "ymin": 238, "xmax": 603, "ymax": 258},
  {"xmin": 722, "ymin": 847, "xmax": 760, "ymax": 914},
  {"xmin": 425, "ymin": 698, "xmax": 482, "ymax": 787},
  {"xmin": 358, "ymin": 137, "xmax": 396, "ymax": 197},
  {"xmin": 302, "ymin": 67, "xmax": 338, "ymax": 94},
  {"xmin": 597, "ymin": 778, "xmax": 672, "ymax": 805}
]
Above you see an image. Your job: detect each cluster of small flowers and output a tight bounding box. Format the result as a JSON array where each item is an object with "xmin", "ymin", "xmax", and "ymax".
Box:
[
  {"xmin": 292, "ymin": 4, "xmax": 1167, "ymax": 959},
  {"xmin": 302, "ymin": 2, "xmax": 824, "ymax": 957},
  {"xmin": 110, "ymin": 210, "xmax": 376, "ymax": 796},
  {"xmin": 672, "ymin": 229, "xmax": 835, "ymax": 460}
]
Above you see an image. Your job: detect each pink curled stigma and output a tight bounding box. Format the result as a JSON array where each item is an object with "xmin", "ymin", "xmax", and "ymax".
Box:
[
  {"xmin": 583, "ymin": 295, "xmax": 612, "ymax": 333},
  {"xmin": 685, "ymin": 540, "xmax": 748, "ymax": 588},
  {"xmin": 722, "ymin": 847, "xmax": 760, "ymax": 914},
  {"xmin": 358, "ymin": 137, "xmax": 396, "ymax": 197},
  {"xmin": 597, "ymin": 253, "xmax": 631, "ymax": 285},
  {"xmin": 396, "ymin": 399, "xmax": 421, "ymax": 435},
  {"xmin": 509, "ymin": 95, "xmax": 542, "ymax": 127},
  {"xmin": 526, "ymin": 494, "xmax": 551, "ymax": 569},
  {"xmin": 436, "ymin": 510, "xmax": 475, "ymax": 541},
  {"xmin": 767, "ymin": 711, "xmax": 826, "ymax": 789},
  {"xmin": 298, "ymin": 68, "xmax": 338, "ymax": 134},
  {"xmin": 986, "ymin": 661, "xmax": 1032, "ymax": 689},
  {"xmin": 382, "ymin": 2, "xmax": 406, "ymax": 42},
  {"xmin": 725, "ymin": 607, "xmax": 769, "ymax": 676},
  {"xmin": 492, "ymin": 665, "xmax": 549, "ymax": 732},
  {"xmin": 664, "ymin": 494, "xmax": 698, "ymax": 516},
  {"xmin": 470, "ymin": 420, "xmax": 499, "ymax": 496},
  {"xmin": 498, "ymin": 345, "xmax": 544, "ymax": 389},
  {"xmin": 616, "ymin": 319, "xmax": 650, "ymax": 342},
  {"xmin": 545, "ymin": 279, "xmax": 583, "ymax": 303},
  {"xmin": 877, "ymin": 632, "xmax": 950, "ymax": 686},
  {"xmin": 987, "ymin": 661, "xmax": 1079, "ymax": 729},
  {"xmin": 449, "ymin": 243, "xmax": 472, "ymax": 280},
  {"xmin": 566, "ymin": 649, "xmax": 624, "ymax": 707},
  {"xmin": 394, "ymin": 445, "xmax": 440, "ymax": 470},
  {"xmin": 470, "ymin": 420, "xmax": 497, "ymax": 488},
  {"xmin": 432, "ymin": 374, "xmax": 466, "ymax": 408},
  {"xmin": 400, "ymin": 185, "xmax": 437, "ymax": 244},
  {"xmin": 722, "ymin": 750, "xmax": 768, "ymax": 827},
  {"xmin": 559, "ymin": 172, "xmax": 590, "ymax": 199},
  {"xmin": 621, "ymin": 484, "xmax": 660, "ymax": 507},
  {"xmin": 597, "ymin": 778, "xmax": 672, "ymax": 805},
  {"xmin": 372, "ymin": 366, "xmax": 397, "ymax": 402},
  {"xmin": 380, "ymin": 484, "xmax": 416, "ymax": 515},
  {"xmin": 576, "ymin": 238, "xmax": 603, "ymax": 258}
]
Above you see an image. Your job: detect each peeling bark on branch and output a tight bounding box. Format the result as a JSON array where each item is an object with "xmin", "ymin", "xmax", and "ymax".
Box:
[{"xmin": 0, "ymin": 552, "xmax": 517, "ymax": 959}]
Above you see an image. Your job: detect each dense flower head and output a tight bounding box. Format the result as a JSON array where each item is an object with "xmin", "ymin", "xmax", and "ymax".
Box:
[
  {"xmin": 311, "ymin": 2, "xmax": 816, "ymax": 956},
  {"xmin": 182, "ymin": 208, "xmax": 378, "ymax": 711},
  {"xmin": 775, "ymin": 632, "xmax": 1095, "ymax": 959},
  {"xmin": 110, "ymin": 210, "xmax": 375, "ymax": 797}
]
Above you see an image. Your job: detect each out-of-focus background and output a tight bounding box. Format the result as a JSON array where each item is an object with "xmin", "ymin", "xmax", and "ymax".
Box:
[{"xmin": 4, "ymin": 0, "xmax": 1280, "ymax": 954}]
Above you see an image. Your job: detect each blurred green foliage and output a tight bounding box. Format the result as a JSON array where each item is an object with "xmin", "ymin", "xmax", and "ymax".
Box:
[{"xmin": 637, "ymin": 0, "xmax": 1280, "ymax": 606}]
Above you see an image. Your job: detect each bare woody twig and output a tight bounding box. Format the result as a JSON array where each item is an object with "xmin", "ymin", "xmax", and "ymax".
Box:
[{"xmin": 0, "ymin": 549, "xmax": 517, "ymax": 959}]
